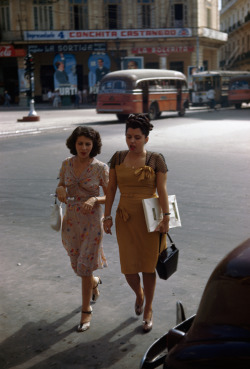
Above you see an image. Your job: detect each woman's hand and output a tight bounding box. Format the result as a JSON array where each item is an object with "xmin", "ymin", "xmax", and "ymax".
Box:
[
  {"xmin": 56, "ymin": 186, "xmax": 67, "ymax": 203},
  {"xmin": 155, "ymin": 216, "xmax": 170, "ymax": 234},
  {"xmin": 81, "ymin": 197, "xmax": 97, "ymax": 214},
  {"xmin": 103, "ymin": 219, "xmax": 113, "ymax": 235}
]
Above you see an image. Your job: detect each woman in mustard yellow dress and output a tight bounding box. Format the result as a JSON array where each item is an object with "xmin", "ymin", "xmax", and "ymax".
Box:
[{"xmin": 104, "ymin": 114, "xmax": 170, "ymax": 332}]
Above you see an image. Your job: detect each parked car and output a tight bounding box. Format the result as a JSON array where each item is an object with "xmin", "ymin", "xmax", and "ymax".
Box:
[{"xmin": 140, "ymin": 238, "xmax": 250, "ymax": 369}]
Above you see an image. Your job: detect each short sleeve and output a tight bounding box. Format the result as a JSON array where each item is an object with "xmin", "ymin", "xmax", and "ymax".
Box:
[
  {"xmin": 58, "ymin": 160, "xmax": 66, "ymax": 183},
  {"xmin": 155, "ymin": 153, "xmax": 168, "ymax": 173},
  {"xmin": 108, "ymin": 151, "xmax": 127, "ymax": 168},
  {"xmin": 147, "ymin": 152, "xmax": 168, "ymax": 173},
  {"xmin": 100, "ymin": 163, "xmax": 109, "ymax": 187},
  {"xmin": 108, "ymin": 152, "xmax": 118, "ymax": 169},
  {"xmin": 58, "ymin": 157, "xmax": 71, "ymax": 183}
]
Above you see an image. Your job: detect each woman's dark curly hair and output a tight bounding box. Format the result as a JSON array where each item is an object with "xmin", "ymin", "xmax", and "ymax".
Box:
[
  {"xmin": 125, "ymin": 114, "xmax": 154, "ymax": 137},
  {"xmin": 66, "ymin": 126, "xmax": 102, "ymax": 157}
]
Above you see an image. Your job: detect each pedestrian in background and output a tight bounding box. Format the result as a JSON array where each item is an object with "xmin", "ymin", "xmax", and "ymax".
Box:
[
  {"xmin": 207, "ymin": 86, "xmax": 216, "ymax": 110},
  {"xmin": 53, "ymin": 89, "xmax": 61, "ymax": 108},
  {"xmin": 104, "ymin": 114, "xmax": 170, "ymax": 332},
  {"xmin": 56, "ymin": 126, "xmax": 109, "ymax": 332},
  {"xmin": 4, "ymin": 90, "xmax": 11, "ymax": 106},
  {"xmin": 47, "ymin": 90, "xmax": 53, "ymax": 105}
]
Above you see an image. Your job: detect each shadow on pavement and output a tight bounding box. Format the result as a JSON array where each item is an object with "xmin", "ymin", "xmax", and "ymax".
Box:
[{"xmin": 0, "ymin": 307, "xmax": 140, "ymax": 369}]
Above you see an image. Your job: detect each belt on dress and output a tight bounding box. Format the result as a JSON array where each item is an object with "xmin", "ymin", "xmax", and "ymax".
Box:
[
  {"xmin": 121, "ymin": 193, "xmax": 156, "ymax": 199},
  {"xmin": 118, "ymin": 193, "xmax": 157, "ymax": 221}
]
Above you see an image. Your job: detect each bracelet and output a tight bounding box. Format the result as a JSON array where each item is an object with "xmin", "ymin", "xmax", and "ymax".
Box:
[
  {"xmin": 103, "ymin": 215, "xmax": 112, "ymax": 222},
  {"xmin": 163, "ymin": 212, "xmax": 171, "ymax": 216}
]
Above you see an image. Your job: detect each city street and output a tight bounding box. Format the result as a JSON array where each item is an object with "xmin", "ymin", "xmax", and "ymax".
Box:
[{"xmin": 0, "ymin": 106, "xmax": 250, "ymax": 369}]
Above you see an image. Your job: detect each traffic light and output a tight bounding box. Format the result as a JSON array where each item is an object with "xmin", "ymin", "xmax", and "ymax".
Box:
[{"xmin": 24, "ymin": 54, "xmax": 34, "ymax": 78}]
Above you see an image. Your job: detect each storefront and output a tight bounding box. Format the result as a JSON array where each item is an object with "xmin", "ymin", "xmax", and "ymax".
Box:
[
  {"xmin": 0, "ymin": 27, "xmax": 227, "ymax": 105},
  {"xmin": 0, "ymin": 45, "xmax": 25, "ymax": 104}
]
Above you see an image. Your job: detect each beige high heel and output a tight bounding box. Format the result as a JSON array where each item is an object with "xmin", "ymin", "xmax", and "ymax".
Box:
[
  {"xmin": 92, "ymin": 276, "xmax": 102, "ymax": 302},
  {"xmin": 142, "ymin": 310, "xmax": 153, "ymax": 333},
  {"xmin": 77, "ymin": 307, "xmax": 93, "ymax": 332}
]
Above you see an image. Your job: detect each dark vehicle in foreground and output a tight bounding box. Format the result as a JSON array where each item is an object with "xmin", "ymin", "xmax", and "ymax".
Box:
[{"xmin": 140, "ymin": 238, "xmax": 250, "ymax": 369}]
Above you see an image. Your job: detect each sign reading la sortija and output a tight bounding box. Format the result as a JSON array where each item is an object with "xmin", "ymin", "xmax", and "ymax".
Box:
[{"xmin": 28, "ymin": 43, "xmax": 106, "ymax": 53}]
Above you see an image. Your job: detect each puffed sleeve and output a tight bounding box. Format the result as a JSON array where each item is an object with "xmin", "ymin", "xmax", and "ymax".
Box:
[
  {"xmin": 155, "ymin": 153, "xmax": 168, "ymax": 173},
  {"xmin": 58, "ymin": 158, "xmax": 69, "ymax": 184},
  {"xmin": 108, "ymin": 151, "xmax": 119, "ymax": 169},
  {"xmin": 100, "ymin": 163, "xmax": 109, "ymax": 187},
  {"xmin": 58, "ymin": 161, "xmax": 65, "ymax": 183}
]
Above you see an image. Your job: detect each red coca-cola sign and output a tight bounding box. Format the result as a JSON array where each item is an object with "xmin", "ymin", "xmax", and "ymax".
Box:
[{"xmin": 0, "ymin": 45, "xmax": 26, "ymax": 57}]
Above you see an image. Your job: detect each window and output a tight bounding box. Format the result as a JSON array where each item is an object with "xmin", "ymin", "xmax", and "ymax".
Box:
[
  {"xmin": 33, "ymin": 0, "xmax": 53, "ymax": 30},
  {"xmin": 137, "ymin": 0, "xmax": 155, "ymax": 28},
  {"xmin": 100, "ymin": 79, "xmax": 126, "ymax": 92},
  {"xmin": 0, "ymin": 0, "xmax": 10, "ymax": 31},
  {"xmin": 69, "ymin": 0, "xmax": 88, "ymax": 30},
  {"xmin": 170, "ymin": 61, "xmax": 184, "ymax": 73},
  {"xmin": 104, "ymin": 0, "xmax": 122, "ymax": 29},
  {"xmin": 170, "ymin": 2, "xmax": 187, "ymax": 27},
  {"xmin": 207, "ymin": 7, "xmax": 211, "ymax": 28}
]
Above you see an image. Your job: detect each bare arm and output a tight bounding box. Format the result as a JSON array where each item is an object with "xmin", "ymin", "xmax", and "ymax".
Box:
[
  {"xmin": 155, "ymin": 171, "xmax": 170, "ymax": 233},
  {"xmin": 56, "ymin": 179, "xmax": 67, "ymax": 204},
  {"xmin": 103, "ymin": 168, "xmax": 117, "ymax": 234}
]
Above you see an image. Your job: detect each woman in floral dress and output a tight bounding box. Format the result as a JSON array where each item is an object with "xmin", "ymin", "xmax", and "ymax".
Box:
[
  {"xmin": 104, "ymin": 114, "xmax": 170, "ymax": 332},
  {"xmin": 56, "ymin": 126, "xmax": 109, "ymax": 332}
]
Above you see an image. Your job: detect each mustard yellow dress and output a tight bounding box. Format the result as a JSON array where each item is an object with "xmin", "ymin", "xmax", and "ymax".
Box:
[{"xmin": 110, "ymin": 151, "xmax": 168, "ymax": 274}]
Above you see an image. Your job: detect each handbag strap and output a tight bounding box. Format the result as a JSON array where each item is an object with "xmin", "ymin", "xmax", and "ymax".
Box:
[{"xmin": 159, "ymin": 232, "xmax": 175, "ymax": 254}]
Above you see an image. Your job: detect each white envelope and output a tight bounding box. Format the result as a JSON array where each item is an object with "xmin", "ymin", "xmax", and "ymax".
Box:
[{"xmin": 142, "ymin": 195, "xmax": 181, "ymax": 232}]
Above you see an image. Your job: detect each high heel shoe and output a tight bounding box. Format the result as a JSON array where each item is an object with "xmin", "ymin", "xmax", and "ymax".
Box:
[
  {"xmin": 135, "ymin": 295, "xmax": 144, "ymax": 316},
  {"xmin": 77, "ymin": 307, "xmax": 92, "ymax": 332},
  {"xmin": 142, "ymin": 311, "xmax": 153, "ymax": 333},
  {"xmin": 92, "ymin": 276, "xmax": 102, "ymax": 302}
]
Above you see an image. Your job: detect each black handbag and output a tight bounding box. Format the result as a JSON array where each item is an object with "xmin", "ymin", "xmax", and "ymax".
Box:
[{"xmin": 156, "ymin": 233, "xmax": 179, "ymax": 280}]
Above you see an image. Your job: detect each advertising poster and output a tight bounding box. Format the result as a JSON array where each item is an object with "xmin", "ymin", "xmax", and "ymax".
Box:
[
  {"xmin": 121, "ymin": 57, "xmax": 144, "ymax": 70},
  {"xmin": 88, "ymin": 54, "xmax": 111, "ymax": 94},
  {"xmin": 53, "ymin": 53, "xmax": 77, "ymax": 95},
  {"xmin": 187, "ymin": 66, "xmax": 198, "ymax": 90}
]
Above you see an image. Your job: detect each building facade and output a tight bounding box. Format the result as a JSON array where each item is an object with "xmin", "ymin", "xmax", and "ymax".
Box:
[
  {"xmin": 0, "ymin": 0, "xmax": 227, "ymax": 105},
  {"xmin": 220, "ymin": 0, "xmax": 250, "ymax": 70}
]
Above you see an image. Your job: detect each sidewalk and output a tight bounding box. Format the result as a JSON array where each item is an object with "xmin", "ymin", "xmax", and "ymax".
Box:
[
  {"xmin": 0, "ymin": 103, "xmax": 97, "ymax": 137},
  {"xmin": 0, "ymin": 103, "xmax": 211, "ymax": 138}
]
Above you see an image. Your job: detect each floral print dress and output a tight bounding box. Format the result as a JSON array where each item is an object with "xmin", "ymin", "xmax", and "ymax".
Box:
[{"xmin": 59, "ymin": 156, "xmax": 109, "ymax": 277}]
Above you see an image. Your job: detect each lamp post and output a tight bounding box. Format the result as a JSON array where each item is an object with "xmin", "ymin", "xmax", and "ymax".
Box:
[
  {"xmin": 196, "ymin": 28, "xmax": 200, "ymax": 70},
  {"xmin": 115, "ymin": 38, "xmax": 121, "ymax": 70}
]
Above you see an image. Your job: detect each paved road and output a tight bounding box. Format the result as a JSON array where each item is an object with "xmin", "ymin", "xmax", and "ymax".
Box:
[{"xmin": 0, "ymin": 106, "xmax": 250, "ymax": 369}]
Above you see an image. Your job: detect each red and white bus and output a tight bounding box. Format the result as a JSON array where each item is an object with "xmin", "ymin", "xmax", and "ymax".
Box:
[
  {"xmin": 228, "ymin": 75, "xmax": 250, "ymax": 109},
  {"xmin": 191, "ymin": 70, "xmax": 250, "ymax": 107},
  {"xmin": 96, "ymin": 69, "xmax": 189, "ymax": 121}
]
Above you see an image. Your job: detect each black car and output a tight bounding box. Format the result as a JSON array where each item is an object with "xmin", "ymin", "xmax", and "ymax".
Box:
[{"xmin": 140, "ymin": 238, "xmax": 250, "ymax": 369}]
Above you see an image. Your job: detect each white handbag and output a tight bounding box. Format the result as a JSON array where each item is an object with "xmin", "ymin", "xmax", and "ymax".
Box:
[{"xmin": 50, "ymin": 198, "xmax": 63, "ymax": 231}]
